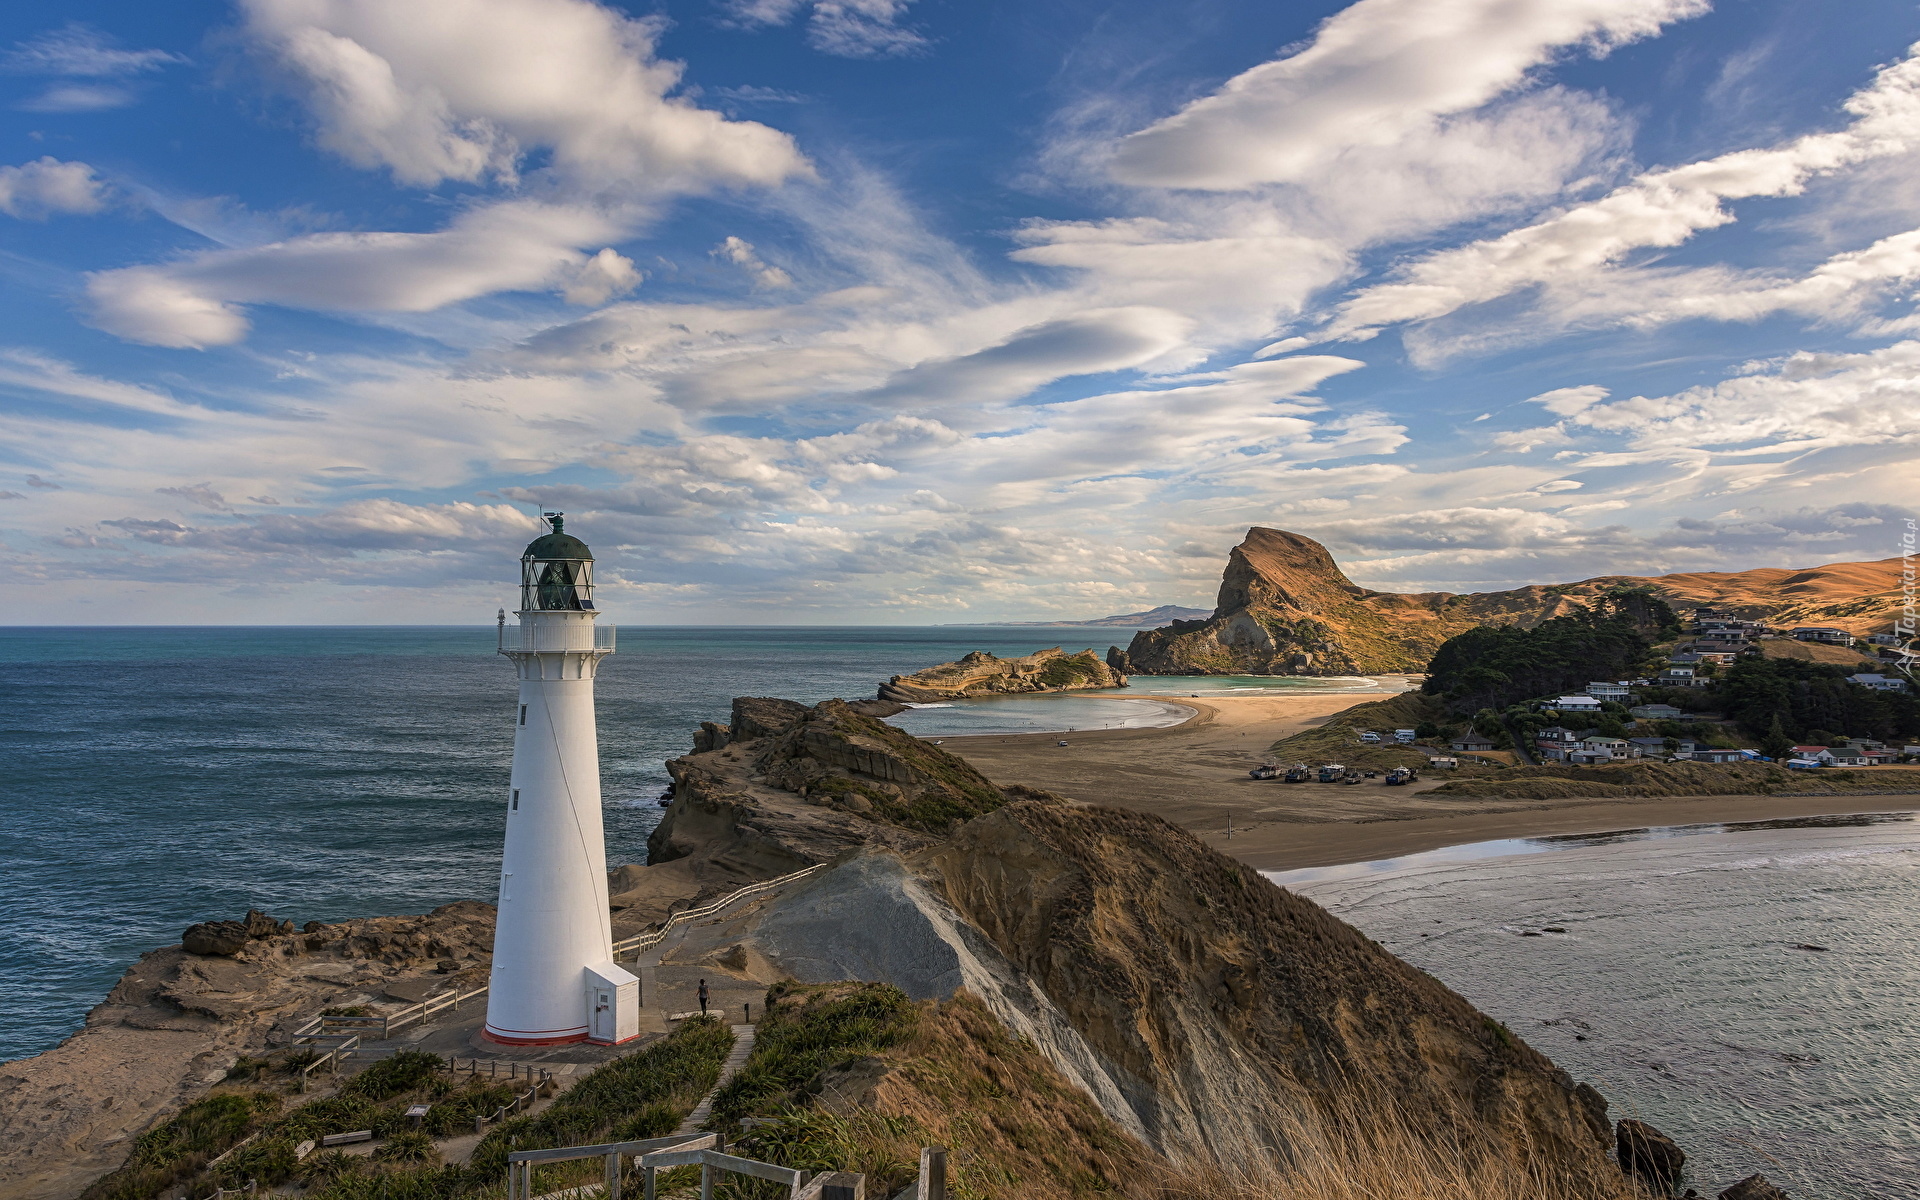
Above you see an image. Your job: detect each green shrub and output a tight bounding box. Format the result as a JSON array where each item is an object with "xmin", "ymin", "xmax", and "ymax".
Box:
[
  {"xmin": 374, "ymin": 1131, "xmax": 442, "ymax": 1165},
  {"xmin": 346, "ymin": 1051, "xmax": 445, "ymax": 1101}
]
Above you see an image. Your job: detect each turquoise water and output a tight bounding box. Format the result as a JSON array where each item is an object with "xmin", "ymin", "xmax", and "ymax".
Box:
[
  {"xmin": 0, "ymin": 624, "xmax": 1185, "ymax": 1062},
  {"xmin": 1269, "ymin": 815, "xmax": 1920, "ymax": 1198}
]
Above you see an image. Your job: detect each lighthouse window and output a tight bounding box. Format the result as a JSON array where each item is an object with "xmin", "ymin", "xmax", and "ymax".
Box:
[
  {"xmin": 511, "ymin": 790, "xmax": 520, "ymax": 811},
  {"xmin": 518, "ymin": 705, "xmax": 527, "ymax": 726}
]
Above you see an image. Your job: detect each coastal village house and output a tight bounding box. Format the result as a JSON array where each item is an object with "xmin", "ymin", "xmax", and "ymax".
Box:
[
  {"xmin": 1450, "ymin": 735, "xmax": 1498, "ymax": 752},
  {"xmin": 1849, "ymin": 673, "xmax": 1910, "ymax": 692},
  {"xmin": 1627, "ymin": 736, "xmax": 1695, "ymax": 757},
  {"xmin": 1629, "ymin": 703, "xmax": 1685, "ymax": 720},
  {"xmin": 1585, "ymin": 681, "xmax": 1632, "ymax": 700},
  {"xmin": 1553, "ymin": 695, "xmax": 1603, "ymax": 713},
  {"xmin": 1692, "ymin": 748, "xmax": 1748, "ymax": 763},
  {"xmin": 1581, "ymin": 736, "xmax": 1630, "ymax": 759},
  {"xmin": 1792, "ymin": 626, "xmax": 1854, "ymax": 645}
]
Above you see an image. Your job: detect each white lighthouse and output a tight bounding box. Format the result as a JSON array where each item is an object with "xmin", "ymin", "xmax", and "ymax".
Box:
[{"xmin": 484, "ymin": 514, "xmax": 637, "ymax": 1046}]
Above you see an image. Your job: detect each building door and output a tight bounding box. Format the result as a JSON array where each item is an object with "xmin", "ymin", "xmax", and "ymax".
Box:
[{"xmin": 591, "ymin": 988, "xmax": 613, "ymax": 1042}]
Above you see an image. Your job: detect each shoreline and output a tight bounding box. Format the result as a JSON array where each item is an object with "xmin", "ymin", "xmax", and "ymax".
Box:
[{"xmin": 938, "ymin": 689, "xmax": 1920, "ymax": 873}]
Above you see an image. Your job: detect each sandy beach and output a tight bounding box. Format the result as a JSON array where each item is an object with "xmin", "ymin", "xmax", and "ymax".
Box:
[{"xmin": 941, "ymin": 689, "xmax": 1920, "ymax": 872}]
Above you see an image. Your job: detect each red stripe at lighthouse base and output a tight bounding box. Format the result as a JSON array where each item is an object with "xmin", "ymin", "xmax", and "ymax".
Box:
[{"xmin": 483, "ymin": 1025, "xmax": 590, "ymax": 1046}]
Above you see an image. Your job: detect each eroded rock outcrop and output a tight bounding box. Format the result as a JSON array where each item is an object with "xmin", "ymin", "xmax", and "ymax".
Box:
[
  {"xmin": 879, "ymin": 647, "xmax": 1126, "ymax": 702},
  {"xmin": 646, "ymin": 697, "xmax": 1034, "ymax": 899},
  {"xmin": 1123, "ymin": 526, "xmax": 1914, "ymax": 676}
]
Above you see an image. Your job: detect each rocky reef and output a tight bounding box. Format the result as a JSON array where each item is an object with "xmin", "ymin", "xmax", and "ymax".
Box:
[
  {"xmin": 878, "ymin": 646, "xmax": 1125, "ymax": 702},
  {"xmin": 1116, "ymin": 525, "xmax": 1912, "ymax": 677}
]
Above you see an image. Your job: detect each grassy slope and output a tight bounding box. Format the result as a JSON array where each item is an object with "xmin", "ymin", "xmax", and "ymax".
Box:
[
  {"xmin": 83, "ymin": 1022, "xmax": 736, "ymax": 1200},
  {"xmin": 707, "ymin": 981, "xmax": 1162, "ymax": 1200},
  {"xmin": 1263, "ymin": 693, "xmax": 1502, "ymax": 772}
]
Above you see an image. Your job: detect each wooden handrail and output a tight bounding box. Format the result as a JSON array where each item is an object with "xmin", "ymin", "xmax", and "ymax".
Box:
[{"xmin": 612, "ymin": 865, "xmax": 823, "ymax": 957}]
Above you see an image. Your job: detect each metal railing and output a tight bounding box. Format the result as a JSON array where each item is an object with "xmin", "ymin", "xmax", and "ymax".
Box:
[
  {"xmin": 611, "ymin": 865, "xmax": 824, "ymax": 958},
  {"xmin": 497, "ymin": 622, "xmax": 617, "ymax": 655}
]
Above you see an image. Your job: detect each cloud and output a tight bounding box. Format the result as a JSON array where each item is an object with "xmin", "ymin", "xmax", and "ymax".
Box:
[
  {"xmin": 0, "ymin": 158, "xmax": 108, "ymax": 219},
  {"xmin": 155, "ymin": 483, "xmax": 232, "ymax": 511},
  {"xmin": 720, "ymin": 0, "xmax": 925, "ymax": 58},
  {"xmin": 94, "ymin": 499, "xmax": 540, "ymax": 557},
  {"xmin": 85, "ymin": 201, "xmax": 626, "ymax": 347},
  {"xmin": 714, "ymin": 236, "xmax": 793, "ymax": 289},
  {"xmin": 1109, "ymin": 0, "xmax": 1703, "ymax": 190},
  {"xmin": 239, "ymin": 0, "xmax": 808, "ymax": 193},
  {"xmin": 1315, "ymin": 41, "xmax": 1920, "ymax": 347},
  {"xmin": 1567, "ymin": 341, "xmax": 1920, "ymax": 453},
  {"xmin": 1527, "ymin": 385, "xmax": 1608, "ymax": 416},
  {"xmin": 863, "ymin": 307, "xmax": 1196, "ymax": 409},
  {"xmin": 25, "ymin": 475, "xmax": 62, "ymax": 490},
  {"xmin": 5, "ymin": 24, "xmax": 184, "ymax": 111},
  {"xmin": 562, "ymin": 248, "xmax": 642, "ymax": 306},
  {"xmin": 0, "ymin": 490, "xmax": 24, "ymax": 500},
  {"xmin": 17, "ymin": 84, "xmax": 139, "ymax": 112},
  {"xmin": 3, "ymin": 24, "xmax": 183, "ymax": 76}
]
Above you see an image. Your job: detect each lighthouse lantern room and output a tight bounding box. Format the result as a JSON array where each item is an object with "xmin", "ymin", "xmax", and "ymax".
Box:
[{"xmin": 484, "ymin": 513, "xmax": 637, "ymax": 1045}]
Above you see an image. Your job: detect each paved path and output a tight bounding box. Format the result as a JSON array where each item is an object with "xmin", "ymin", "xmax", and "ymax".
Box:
[{"xmin": 675, "ymin": 1025, "xmax": 755, "ymax": 1136}]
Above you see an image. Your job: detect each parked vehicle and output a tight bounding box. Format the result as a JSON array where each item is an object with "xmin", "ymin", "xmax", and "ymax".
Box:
[
  {"xmin": 1358, "ymin": 731, "xmax": 1382, "ymax": 743},
  {"xmin": 1394, "ymin": 729, "xmax": 1417, "ymax": 742},
  {"xmin": 1342, "ymin": 770, "xmax": 1364, "ymax": 784},
  {"xmin": 1284, "ymin": 763, "xmax": 1312, "ymax": 782},
  {"xmin": 1248, "ymin": 763, "xmax": 1280, "ymax": 780},
  {"xmin": 1317, "ymin": 763, "xmax": 1345, "ymax": 782},
  {"xmin": 1384, "ymin": 767, "xmax": 1410, "ymax": 786}
]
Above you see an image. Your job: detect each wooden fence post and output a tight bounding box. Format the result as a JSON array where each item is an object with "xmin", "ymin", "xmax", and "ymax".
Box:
[
  {"xmin": 604, "ymin": 1150, "xmax": 621, "ymax": 1200},
  {"xmin": 919, "ymin": 1146, "xmax": 947, "ymax": 1200}
]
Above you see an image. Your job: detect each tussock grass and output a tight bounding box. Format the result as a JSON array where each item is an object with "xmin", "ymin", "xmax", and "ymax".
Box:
[
  {"xmin": 1145, "ymin": 1093, "xmax": 1635, "ymax": 1200},
  {"xmin": 82, "ymin": 1023, "xmax": 735, "ymax": 1200}
]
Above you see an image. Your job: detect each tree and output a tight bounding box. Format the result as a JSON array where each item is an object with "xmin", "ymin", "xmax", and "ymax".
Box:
[{"xmin": 1760, "ymin": 713, "xmax": 1795, "ymax": 760}]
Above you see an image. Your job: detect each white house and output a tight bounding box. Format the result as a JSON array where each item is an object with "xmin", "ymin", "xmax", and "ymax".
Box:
[
  {"xmin": 1581, "ymin": 736, "xmax": 1629, "ymax": 759},
  {"xmin": 1554, "ymin": 696, "xmax": 1603, "ymax": 713},
  {"xmin": 1691, "ymin": 747, "xmax": 1746, "ymax": 763},
  {"xmin": 1848, "ymin": 673, "xmax": 1909, "ymax": 693},
  {"xmin": 1792, "ymin": 626, "xmax": 1853, "ymax": 645},
  {"xmin": 1586, "ymin": 681, "xmax": 1632, "ymax": 700}
]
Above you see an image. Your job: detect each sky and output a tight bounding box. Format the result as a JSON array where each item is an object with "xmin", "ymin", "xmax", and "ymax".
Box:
[{"xmin": 2, "ymin": 0, "xmax": 1918, "ymax": 624}]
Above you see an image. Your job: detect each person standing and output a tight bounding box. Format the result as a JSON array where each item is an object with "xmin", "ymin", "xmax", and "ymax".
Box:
[{"xmin": 697, "ymin": 979, "xmax": 709, "ymax": 1015}]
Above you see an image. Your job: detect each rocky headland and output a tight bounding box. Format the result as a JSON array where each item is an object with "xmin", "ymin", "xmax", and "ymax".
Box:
[
  {"xmin": 1112, "ymin": 525, "xmax": 1909, "ymax": 676},
  {"xmin": 12, "ymin": 693, "xmax": 1787, "ymax": 1200},
  {"xmin": 877, "ymin": 646, "xmax": 1126, "ymax": 702}
]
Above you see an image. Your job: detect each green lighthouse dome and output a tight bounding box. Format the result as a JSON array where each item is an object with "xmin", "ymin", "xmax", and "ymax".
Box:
[
  {"xmin": 523, "ymin": 512, "xmax": 593, "ymax": 561},
  {"xmin": 520, "ymin": 514, "xmax": 595, "ymax": 610}
]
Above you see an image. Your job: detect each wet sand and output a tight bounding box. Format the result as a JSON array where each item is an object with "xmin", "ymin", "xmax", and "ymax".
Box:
[{"xmin": 942, "ymin": 690, "xmax": 1920, "ymax": 872}]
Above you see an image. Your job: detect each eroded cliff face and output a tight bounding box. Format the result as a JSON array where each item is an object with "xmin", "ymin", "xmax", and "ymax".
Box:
[
  {"xmin": 879, "ymin": 647, "xmax": 1126, "ymax": 702},
  {"xmin": 927, "ymin": 803, "xmax": 1618, "ymax": 1184},
  {"xmin": 1118, "ymin": 526, "xmax": 1913, "ymax": 676}
]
